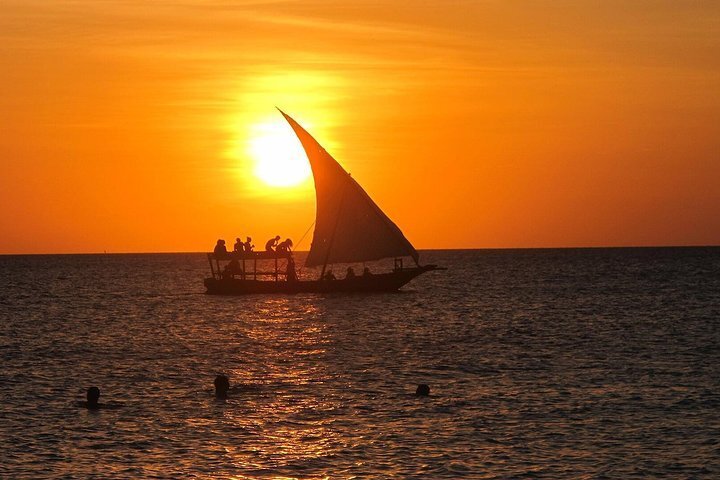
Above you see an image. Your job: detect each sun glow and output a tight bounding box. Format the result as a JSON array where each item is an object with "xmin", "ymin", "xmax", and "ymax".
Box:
[{"xmin": 248, "ymin": 120, "xmax": 311, "ymax": 187}]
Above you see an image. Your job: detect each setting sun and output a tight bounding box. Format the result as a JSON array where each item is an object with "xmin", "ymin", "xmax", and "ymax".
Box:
[{"xmin": 248, "ymin": 120, "xmax": 311, "ymax": 187}]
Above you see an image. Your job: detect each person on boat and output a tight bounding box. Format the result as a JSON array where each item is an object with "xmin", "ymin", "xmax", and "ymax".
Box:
[
  {"xmin": 345, "ymin": 267, "xmax": 355, "ymax": 279},
  {"xmin": 223, "ymin": 259, "xmax": 242, "ymax": 278},
  {"xmin": 286, "ymin": 257, "xmax": 298, "ymax": 282},
  {"xmin": 363, "ymin": 267, "xmax": 373, "ymax": 277},
  {"xmin": 276, "ymin": 238, "xmax": 293, "ymax": 254},
  {"xmin": 323, "ymin": 270, "xmax": 336, "ymax": 281},
  {"xmin": 214, "ymin": 239, "xmax": 228, "ymax": 256},
  {"xmin": 243, "ymin": 237, "xmax": 254, "ymax": 252},
  {"xmin": 233, "ymin": 237, "xmax": 244, "ymax": 253},
  {"xmin": 265, "ymin": 235, "xmax": 281, "ymax": 252}
]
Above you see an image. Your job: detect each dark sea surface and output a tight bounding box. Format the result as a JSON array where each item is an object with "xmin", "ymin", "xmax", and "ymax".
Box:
[{"xmin": 1, "ymin": 248, "xmax": 719, "ymax": 479}]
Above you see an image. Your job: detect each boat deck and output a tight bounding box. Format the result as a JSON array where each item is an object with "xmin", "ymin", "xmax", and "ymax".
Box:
[
  {"xmin": 210, "ymin": 251, "xmax": 292, "ymax": 261},
  {"xmin": 204, "ymin": 265, "xmax": 439, "ymax": 294}
]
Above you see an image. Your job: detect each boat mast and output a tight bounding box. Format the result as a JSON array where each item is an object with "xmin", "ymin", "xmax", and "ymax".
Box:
[{"xmin": 320, "ymin": 181, "xmax": 348, "ymax": 279}]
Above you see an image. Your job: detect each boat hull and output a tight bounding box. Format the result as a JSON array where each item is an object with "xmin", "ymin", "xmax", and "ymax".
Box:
[{"xmin": 204, "ymin": 266, "xmax": 437, "ymax": 294}]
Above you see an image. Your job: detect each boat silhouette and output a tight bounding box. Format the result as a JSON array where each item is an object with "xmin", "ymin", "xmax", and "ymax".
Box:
[{"xmin": 204, "ymin": 110, "xmax": 442, "ymax": 294}]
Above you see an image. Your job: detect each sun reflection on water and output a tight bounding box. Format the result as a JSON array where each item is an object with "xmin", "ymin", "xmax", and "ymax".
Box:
[{"xmin": 218, "ymin": 296, "xmax": 340, "ymax": 472}]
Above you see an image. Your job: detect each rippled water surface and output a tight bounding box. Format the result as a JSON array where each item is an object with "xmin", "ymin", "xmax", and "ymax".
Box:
[{"xmin": 1, "ymin": 248, "xmax": 719, "ymax": 478}]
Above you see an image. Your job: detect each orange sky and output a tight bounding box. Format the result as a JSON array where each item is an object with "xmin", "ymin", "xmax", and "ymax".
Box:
[{"xmin": 1, "ymin": 1, "xmax": 719, "ymax": 253}]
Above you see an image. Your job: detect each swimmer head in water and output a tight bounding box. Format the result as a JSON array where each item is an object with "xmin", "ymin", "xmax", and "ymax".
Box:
[
  {"xmin": 87, "ymin": 386, "xmax": 101, "ymax": 409},
  {"xmin": 214, "ymin": 375, "xmax": 230, "ymax": 399}
]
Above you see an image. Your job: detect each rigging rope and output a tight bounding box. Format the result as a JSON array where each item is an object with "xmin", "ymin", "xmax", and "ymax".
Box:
[
  {"xmin": 294, "ymin": 221, "xmax": 315, "ymax": 277},
  {"xmin": 296, "ymin": 221, "xmax": 315, "ymax": 251}
]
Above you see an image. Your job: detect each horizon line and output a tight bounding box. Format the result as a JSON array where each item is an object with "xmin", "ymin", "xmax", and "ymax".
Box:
[{"xmin": 1, "ymin": 244, "xmax": 718, "ymax": 256}]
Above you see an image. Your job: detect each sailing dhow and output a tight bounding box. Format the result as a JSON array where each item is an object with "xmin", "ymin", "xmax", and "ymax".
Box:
[{"xmin": 204, "ymin": 110, "xmax": 441, "ymax": 294}]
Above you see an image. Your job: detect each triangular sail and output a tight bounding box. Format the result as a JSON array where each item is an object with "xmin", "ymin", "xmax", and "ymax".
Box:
[{"xmin": 280, "ymin": 110, "xmax": 419, "ymax": 268}]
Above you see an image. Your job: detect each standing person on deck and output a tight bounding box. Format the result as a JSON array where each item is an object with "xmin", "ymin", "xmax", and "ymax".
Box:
[
  {"xmin": 265, "ymin": 235, "xmax": 281, "ymax": 252},
  {"xmin": 286, "ymin": 257, "xmax": 298, "ymax": 282}
]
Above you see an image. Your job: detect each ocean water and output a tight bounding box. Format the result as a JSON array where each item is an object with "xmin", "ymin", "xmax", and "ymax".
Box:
[{"xmin": 1, "ymin": 248, "xmax": 719, "ymax": 479}]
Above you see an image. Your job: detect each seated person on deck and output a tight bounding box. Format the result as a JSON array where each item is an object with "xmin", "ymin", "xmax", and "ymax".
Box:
[
  {"xmin": 276, "ymin": 238, "xmax": 293, "ymax": 254},
  {"xmin": 214, "ymin": 239, "xmax": 228, "ymax": 256},
  {"xmin": 363, "ymin": 267, "xmax": 372, "ymax": 277},
  {"xmin": 243, "ymin": 237, "xmax": 254, "ymax": 252},
  {"xmin": 323, "ymin": 271, "xmax": 336, "ymax": 281},
  {"xmin": 223, "ymin": 259, "xmax": 243, "ymax": 278},
  {"xmin": 233, "ymin": 237, "xmax": 244, "ymax": 253},
  {"xmin": 345, "ymin": 267, "xmax": 356, "ymax": 279},
  {"xmin": 265, "ymin": 235, "xmax": 281, "ymax": 252}
]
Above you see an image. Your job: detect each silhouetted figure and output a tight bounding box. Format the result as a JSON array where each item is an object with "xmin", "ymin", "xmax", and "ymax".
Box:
[
  {"xmin": 276, "ymin": 238, "xmax": 293, "ymax": 254},
  {"xmin": 223, "ymin": 259, "xmax": 243, "ymax": 278},
  {"xmin": 265, "ymin": 235, "xmax": 281, "ymax": 252},
  {"xmin": 323, "ymin": 271, "xmax": 336, "ymax": 281},
  {"xmin": 75, "ymin": 386, "xmax": 120, "ymax": 410},
  {"xmin": 243, "ymin": 237, "xmax": 254, "ymax": 252},
  {"xmin": 214, "ymin": 239, "xmax": 228, "ymax": 256},
  {"xmin": 286, "ymin": 257, "xmax": 298, "ymax": 282},
  {"xmin": 345, "ymin": 267, "xmax": 355, "ymax": 279},
  {"xmin": 363, "ymin": 267, "xmax": 372, "ymax": 277},
  {"xmin": 233, "ymin": 237, "xmax": 244, "ymax": 253},
  {"xmin": 416, "ymin": 384, "xmax": 430, "ymax": 396},
  {"xmin": 86, "ymin": 387, "xmax": 101, "ymax": 409},
  {"xmin": 214, "ymin": 375, "xmax": 230, "ymax": 399}
]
